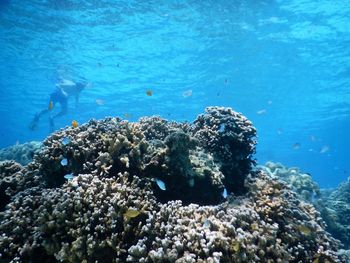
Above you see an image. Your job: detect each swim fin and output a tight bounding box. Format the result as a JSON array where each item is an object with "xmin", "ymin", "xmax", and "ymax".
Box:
[
  {"xmin": 49, "ymin": 117, "xmax": 55, "ymax": 132},
  {"xmin": 29, "ymin": 114, "xmax": 39, "ymax": 130}
]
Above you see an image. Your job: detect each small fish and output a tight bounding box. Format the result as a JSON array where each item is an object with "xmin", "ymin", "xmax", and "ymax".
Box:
[
  {"xmin": 95, "ymin": 99, "xmax": 104, "ymax": 106},
  {"xmin": 320, "ymin": 145, "xmax": 330, "ymax": 154},
  {"xmin": 298, "ymin": 225, "xmax": 311, "ymax": 235},
  {"xmin": 48, "ymin": 101, "xmax": 54, "ymax": 110},
  {"xmin": 219, "ymin": 123, "xmax": 225, "ymax": 132},
  {"xmin": 124, "ymin": 113, "xmax": 131, "ymax": 118},
  {"xmin": 71, "ymin": 120, "xmax": 78, "ymax": 128},
  {"xmin": 188, "ymin": 178, "xmax": 194, "ymax": 187},
  {"xmin": 251, "ymin": 223, "xmax": 259, "ymax": 231},
  {"xmin": 222, "ymin": 188, "xmax": 228, "ymax": 199},
  {"xmin": 61, "ymin": 137, "xmax": 70, "ymax": 145},
  {"xmin": 293, "ymin": 143, "xmax": 301, "ymax": 150},
  {"xmin": 257, "ymin": 109, "xmax": 267, "ymax": 115},
  {"xmin": 182, "ymin": 89, "xmax": 193, "ymax": 98},
  {"xmin": 310, "ymin": 135, "xmax": 317, "ymax": 142},
  {"xmin": 146, "ymin": 89, "xmax": 153, "ymax": 96},
  {"xmin": 64, "ymin": 173, "xmax": 74, "ymax": 180},
  {"xmin": 156, "ymin": 178, "xmax": 166, "ymax": 190},
  {"xmin": 60, "ymin": 158, "xmax": 68, "ymax": 166},
  {"xmin": 203, "ymin": 219, "xmax": 210, "ymax": 228},
  {"xmin": 277, "ymin": 129, "xmax": 283, "ymax": 135},
  {"xmin": 231, "ymin": 241, "xmax": 240, "ymax": 252},
  {"xmin": 124, "ymin": 209, "xmax": 141, "ymax": 219},
  {"xmin": 267, "ymin": 100, "xmax": 273, "ymax": 105}
]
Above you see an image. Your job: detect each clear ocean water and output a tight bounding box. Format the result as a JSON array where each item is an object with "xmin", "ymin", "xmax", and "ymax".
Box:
[{"xmin": 0, "ymin": 0, "xmax": 349, "ymax": 188}]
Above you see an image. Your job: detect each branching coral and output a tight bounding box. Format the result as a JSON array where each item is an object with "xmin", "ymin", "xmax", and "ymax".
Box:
[
  {"xmin": 317, "ymin": 178, "xmax": 350, "ymax": 250},
  {"xmin": 260, "ymin": 161, "xmax": 320, "ymax": 202},
  {"xmin": 191, "ymin": 107, "xmax": 257, "ymax": 195},
  {"xmin": 0, "ymin": 141, "xmax": 42, "ymax": 165},
  {"xmin": 0, "ymin": 107, "xmax": 346, "ymax": 263}
]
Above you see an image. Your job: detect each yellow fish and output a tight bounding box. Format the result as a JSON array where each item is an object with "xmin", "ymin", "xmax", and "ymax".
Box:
[
  {"xmin": 298, "ymin": 225, "xmax": 311, "ymax": 235},
  {"xmin": 124, "ymin": 113, "xmax": 131, "ymax": 118},
  {"xmin": 231, "ymin": 241, "xmax": 240, "ymax": 252},
  {"xmin": 123, "ymin": 209, "xmax": 141, "ymax": 219},
  {"xmin": 48, "ymin": 101, "xmax": 54, "ymax": 110},
  {"xmin": 71, "ymin": 120, "xmax": 78, "ymax": 128},
  {"xmin": 251, "ymin": 223, "xmax": 259, "ymax": 231},
  {"xmin": 146, "ymin": 89, "xmax": 153, "ymax": 96}
]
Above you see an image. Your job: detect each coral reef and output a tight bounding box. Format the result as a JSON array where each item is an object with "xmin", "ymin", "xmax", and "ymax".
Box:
[
  {"xmin": 259, "ymin": 161, "xmax": 350, "ymax": 255},
  {"xmin": 35, "ymin": 107, "xmax": 256, "ymax": 204},
  {"xmin": 0, "ymin": 141, "xmax": 42, "ymax": 165},
  {"xmin": 259, "ymin": 161, "xmax": 320, "ymax": 202},
  {"xmin": 0, "ymin": 107, "xmax": 346, "ymax": 262},
  {"xmin": 0, "ymin": 161, "xmax": 41, "ymax": 211},
  {"xmin": 317, "ymin": 177, "xmax": 350, "ymax": 249},
  {"xmin": 191, "ymin": 107, "xmax": 257, "ymax": 195}
]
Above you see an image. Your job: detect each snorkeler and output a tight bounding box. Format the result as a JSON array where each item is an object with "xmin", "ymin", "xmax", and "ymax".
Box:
[{"xmin": 29, "ymin": 78, "xmax": 89, "ymax": 131}]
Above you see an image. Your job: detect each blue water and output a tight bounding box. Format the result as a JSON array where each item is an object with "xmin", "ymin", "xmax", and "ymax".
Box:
[{"xmin": 0, "ymin": 0, "xmax": 349, "ymax": 188}]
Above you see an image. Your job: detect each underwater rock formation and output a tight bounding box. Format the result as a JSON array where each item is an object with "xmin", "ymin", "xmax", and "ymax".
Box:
[
  {"xmin": 0, "ymin": 107, "xmax": 346, "ymax": 262},
  {"xmin": 0, "ymin": 141, "xmax": 42, "ymax": 166}
]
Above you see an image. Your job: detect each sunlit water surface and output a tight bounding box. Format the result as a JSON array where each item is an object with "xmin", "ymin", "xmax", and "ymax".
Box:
[{"xmin": 0, "ymin": 0, "xmax": 349, "ymax": 187}]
